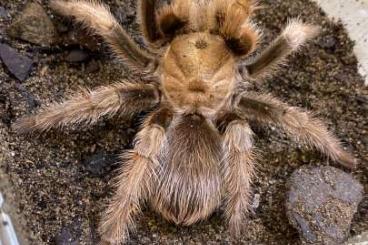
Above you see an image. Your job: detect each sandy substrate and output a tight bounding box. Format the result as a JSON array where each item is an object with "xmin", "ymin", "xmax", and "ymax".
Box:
[{"xmin": 0, "ymin": 0, "xmax": 367, "ymax": 244}]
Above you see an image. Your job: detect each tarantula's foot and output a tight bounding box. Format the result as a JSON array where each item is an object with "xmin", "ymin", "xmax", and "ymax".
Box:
[
  {"xmin": 12, "ymin": 116, "xmax": 38, "ymax": 134},
  {"xmin": 335, "ymin": 150, "xmax": 358, "ymax": 169},
  {"xmin": 227, "ymin": 215, "xmax": 249, "ymax": 239},
  {"xmin": 283, "ymin": 19, "xmax": 320, "ymax": 49}
]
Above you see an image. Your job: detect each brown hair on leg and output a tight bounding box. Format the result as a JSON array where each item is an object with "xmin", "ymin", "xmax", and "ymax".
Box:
[
  {"xmin": 138, "ymin": 0, "xmax": 161, "ymax": 43},
  {"xmin": 237, "ymin": 93, "xmax": 356, "ymax": 169},
  {"xmin": 13, "ymin": 82, "xmax": 160, "ymax": 133},
  {"xmin": 99, "ymin": 106, "xmax": 173, "ymax": 244},
  {"xmin": 245, "ymin": 19, "xmax": 320, "ymax": 79},
  {"xmin": 50, "ymin": 0, "xmax": 155, "ymax": 71},
  {"xmin": 156, "ymin": 0, "xmax": 189, "ymax": 38},
  {"xmin": 209, "ymin": 0, "xmax": 260, "ymax": 56},
  {"xmin": 217, "ymin": 113, "xmax": 256, "ymax": 236}
]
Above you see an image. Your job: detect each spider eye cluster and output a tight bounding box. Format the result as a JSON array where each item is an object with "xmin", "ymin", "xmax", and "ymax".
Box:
[{"xmin": 195, "ymin": 39, "xmax": 208, "ymax": 49}]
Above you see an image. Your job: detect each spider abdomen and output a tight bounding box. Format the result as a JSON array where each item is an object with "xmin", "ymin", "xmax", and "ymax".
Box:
[
  {"xmin": 151, "ymin": 166, "xmax": 221, "ymax": 225},
  {"xmin": 151, "ymin": 113, "xmax": 222, "ymax": 225}
]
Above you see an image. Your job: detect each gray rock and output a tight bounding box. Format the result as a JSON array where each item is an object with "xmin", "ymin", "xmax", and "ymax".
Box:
[
  {"xmin": 82, "ymin": 153, "xmax": 118, "ymax": 177},
  {"xmin": 0, "ymin": 43, "xmax": 33, "ymax": 81},
  {"xmin": 55, "ymin": 222, "xmax": 81, "ymax": 245},
  {"xmin": 0, "ymin": 7, "xmax": 9, "ymax": 19},
  {"xmin": 14, "ymin": 83, "xmax": 40, "ymax": 110},
  {"xmin": 7, "ymin": 3, "xmax": 58, "ymax": 46},
  {"xmin": 0, "ymin": 91, "xmax": 12, "ymax": 126},
  {"xmin": 286, "ymin": 166, "xmax": 363, "ymax": 244},
  {"xmin": 319, "ymin": 35, "xmax": 338, "ymax": 49}
]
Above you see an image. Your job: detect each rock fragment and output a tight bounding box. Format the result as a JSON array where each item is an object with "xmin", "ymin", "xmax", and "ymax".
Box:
[
  {"xmin": 82, "ymin": 153, "xmax": 118, "ymax": 177},
  {"xmin": 286, "ymin": 166, "xmax": 363, "ymax": 244},
  {"xmin": 7, "ymin": 3, "xmax": 58, "ymax": 46},
  {"xmin": 0, "ymin": 43, "xmax": 33, "ymax": 81},
  {"xmin": 0, "ymin": 7, "xmax": 9, "ymax": 19},
  {"xmin": 319, "ymin": 35, "xmax": 338, "ymax": 50},
  {"xmin": 55, "ymin": 224, "xmax": 81, "ymax": 245}
]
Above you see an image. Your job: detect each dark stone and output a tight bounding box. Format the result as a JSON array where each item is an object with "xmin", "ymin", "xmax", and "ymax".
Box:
[
  {"xmin": 82, "ymin": 153, "xmax": 118, "ymax": 177},
  {"xmin": 65, "ymin": 49, "xmax": 90, "ymax": 63},
  {"xmin": 319, "ymin": 35, "xmax": 337, "ymax": 49},
  {"xmin": 0, "ymin": 91, "xmax": 13, "ymax": 126},
  {"xmin": 7, "ymin": 3, "xmax": 58, "ymax": 46},
  {"xmin": 55, "ymin": 222, "xmax": 81, "ymax": 245},
  {"xmin": 286, "ymin": 166, "xmax": 363, "ymax": 244},
  {"xmin": 0, "ymin": 7, "xmax": 9, "ymax": 19},
  {"xmin": 114, "ymin": 6, "xmax": 136, "ymax": 26},
  {"xmin": 14, "ymin": 83, "xmax": 40, "ymax": 110},
  {"xmin": 0, "ymin": 43, "xmax": 33, "ymax": 81}
]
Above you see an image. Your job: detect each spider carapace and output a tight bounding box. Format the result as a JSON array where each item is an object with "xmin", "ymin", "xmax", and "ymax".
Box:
[
  {"xmin": 14, "ymin": 0, "xmax": 356, "ymax": 244},
  {"xmin": 162, "ymin": 33, "xmax": 236, "ymax": 114}
]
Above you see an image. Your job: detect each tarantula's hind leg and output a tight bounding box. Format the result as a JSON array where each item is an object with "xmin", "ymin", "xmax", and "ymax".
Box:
[
  {"xmin": 244, "ymin": 19, "xmax": 319, "ymax": 80},
  {"xmin": 99, "ymin": 106, "xmax": 173, "ymax": 244},
  {"xmin": 237, "ymin": 93, "xmax": 357, "ymax": 169},
  {"xmin": 217, "ymin": 113, "xmax": 256, "ymax": 236},
  {"xmin": 50, "ymin": 0, "xmax": 155, "ymax": 71},
  {"xmin": 14, "ymin": 82, "xmax": 159, "ymax": 133}
]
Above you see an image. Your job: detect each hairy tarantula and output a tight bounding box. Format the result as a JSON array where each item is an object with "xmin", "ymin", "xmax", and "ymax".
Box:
[{"xmin": 14, "ymin": 0, "xmax": 356, "ymax": 244}]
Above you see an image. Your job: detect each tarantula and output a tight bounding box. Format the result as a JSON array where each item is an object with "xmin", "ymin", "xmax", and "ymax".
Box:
[{"xmin": 14, "ymin": 0, "xmax": 356, "ymax": 244}]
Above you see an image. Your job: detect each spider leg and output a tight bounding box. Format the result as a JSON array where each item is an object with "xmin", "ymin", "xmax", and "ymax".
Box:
[
  {"xmin": 138, "ymin": 0, "xmax": 160, "ymax": 43},
  {"xmin": 99, "ymin": 106, "xmax": 173, "ymax": 244},
  {"xmin": 138, "ymin": 0, "xmax": 190, "ymax": 45},
  {"xmin": 209, "ymin": 0, "xmax": 260, "ymax": 56},
  {"xmin": 217, "ymin": 113, "xmax": 255, "ymax": 237},
  {"xmin": 236, "ymin": 93, "xmax": 356, "ymax": 168},
  {"xmin": 14, "ymin": 82, "xmax": 159, "ymax": 133},
  {"xmin": 50, "ymin": 0, "xmax": 155, "ymax": 71},
  {"xmin": 244, "ymin": 19, "xmax": 319, "ymax": 79}
]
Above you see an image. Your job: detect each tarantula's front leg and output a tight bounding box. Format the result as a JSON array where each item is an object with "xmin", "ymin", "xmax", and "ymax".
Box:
[
  {"xmin": 237, "ymin": 93, "xmax": 356, "ymax": 168},
  {"xmin": 50, "ymin": 0, "xmax": 155, "ymax": 70},
  {"xmin": 217, "ymin": 113, "xmax": 255, "ymax": 237},
  {"xmin": 14, "ymin": 82, "xmax": 159, "ymax": 133},
  {"xmin": 99, "ymin": 106, "xmax": 173, "ymax": 244},
  {"xmin": 244, "ymin": 19, "xmax": 319, "ymax": 79}
]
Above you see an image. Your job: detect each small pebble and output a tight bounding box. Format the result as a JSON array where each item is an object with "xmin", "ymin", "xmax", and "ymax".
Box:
[
  {"xmin": 7, "ymin": 2, "xmax": 58, "ymax": 46},
  {"xmin": 0, "ymin": 7, "xmax": 8, "ymax": 19},
  {"xmin": 55, "ymin": 226, "xmax": 80, "ymax": 245},
  {"xmin": 0, "ymin": 43, "xmax": 33, "ymax": 81},
  {"xmin": 319, "ymin": 35, "xmax": 338, "ymax": 49},
  {"xmin": 82, "ymin": 152, "xmax": 118, "ymax": 177},
  {"xmin": 286, "ymin": 166, "xmax": 363, "ymax": 244}
]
